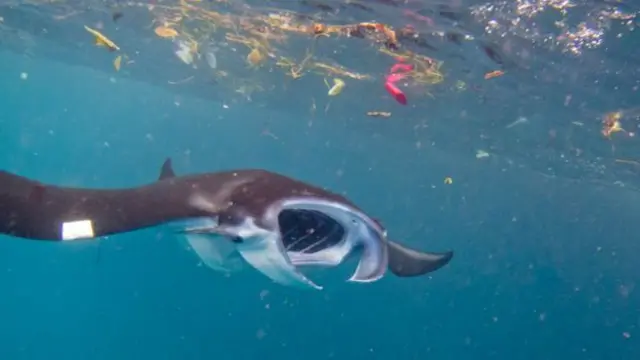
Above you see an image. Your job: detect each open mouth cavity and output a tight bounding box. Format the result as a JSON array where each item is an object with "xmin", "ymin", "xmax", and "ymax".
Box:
[
  {"xmin": 271, "ymin": 198, "xmax": 388, "ymax": 284},
  {"xmin": 278, "ymin": 208, "xmax": 346, "ymax": 255}
]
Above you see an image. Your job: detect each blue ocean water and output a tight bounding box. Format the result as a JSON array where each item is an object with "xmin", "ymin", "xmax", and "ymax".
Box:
[{"xmin": 1, "ymin": 7, "xmax": 639, "ymax": 359}]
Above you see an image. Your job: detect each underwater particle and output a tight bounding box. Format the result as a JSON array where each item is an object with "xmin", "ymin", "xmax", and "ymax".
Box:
[
  {"xmin": 113, "ymin": 55, "xmax": 122, "ymax": 71},
  {"xmin": 505, "ymin": 116, "xmax": 528, "ymax": 129},
  {"xmin": 155, "ymin": 26, "xmax": 178, "ymax": 39},
  {"xmin": 260, "ymin": 129, "xmax": 279, "ymax": 140},
  {"xmin": 112, "ymin": 12, "xmax": 123, "ymax": 22},
  {"xmin": 366, "ymin": 111, "xmax": 391, "ymax": 118},
  {"xmin": 484, "ymin": 70, "xmax": 504, "ymax": 79},
  {"xmin": 476, "ymin": 150, "xmax": 490, "ymax": 159},
  {"xmin": 618, "ymin": 283, "xmax": 633, "ymax": 298},
  {"xmin": 444, "ymin": 177, "xmax": 453, "ymax": 184},
  {"xmin": 84, "ymin": 25, "xmax": 120, "ymax": 51},
  {"xmin": 167, "ymin": 76, "xmax": 194, "ymax": 85},
  {"xmin": 538, "ymin": 312, "xmax": 546, "ymax": 321},
  {"xmin": 259, "ymin": 289, "xmax": 269, "ymax": 300},
  {"xmin": 324, "ymin": 102, "xmax": 331, "ymax": 114},
  {"xmin": 247, "ymin": 48, "xmax": 265, "ymax": 67},
  {"xmin": 623, "ymin": 332, "xmax": 631, "ymax": 339},
  {"xmin": 615, "ymin": 159, "xmax": 640, "ymax": 167},
  {"xmin": 20, "ymin": 72, "xmax": 28, "ymax": 80},
  {"xmin": 455, "ymin": 80, "xmax": 467, "ymax": 91},
  {"xmin": 325, "ymin": 78, "xmax": 345, "ymax": 96}
]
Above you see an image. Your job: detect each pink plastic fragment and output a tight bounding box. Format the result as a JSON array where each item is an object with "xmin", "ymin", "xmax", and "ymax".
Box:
[{"xmin": 384, "ymin": 81, "xmax": 407, "ymax": 105}]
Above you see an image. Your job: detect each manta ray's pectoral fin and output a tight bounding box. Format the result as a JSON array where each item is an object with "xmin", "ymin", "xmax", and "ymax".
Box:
[
  {"xmin": 183, "ymin": 233, "xmax": 244, "ymax": 273},
  {"xmin": 178, "ymin": 224, "xmax": 243, "ymax": 243},
  {"xmin": 387, "ymin": 240, "xmax": 453, "ymax": 277},
  {"xmin": 158, "ymin": 157, "xmax": 177, "ymax": 180},
  {"xmin": 169, "ymin": 218, "xmax": 245, "ymax": 273}
]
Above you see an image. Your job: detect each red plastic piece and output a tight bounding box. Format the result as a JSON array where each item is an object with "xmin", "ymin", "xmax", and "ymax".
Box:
[
  {"xmin": 384, "ymin": 81, "xmax": 407, "ymax": 105},
  {"xmin": 389, "ymin": 63, "xmax": 414, "ymax": 74},
  {"xmin": 384, "ymin": 60, "xmax": 413, "ymax": 105}
]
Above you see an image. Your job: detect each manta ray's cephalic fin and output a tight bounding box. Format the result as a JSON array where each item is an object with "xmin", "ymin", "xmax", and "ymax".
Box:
[{"xmin": 387, "ymin": 240, "xmax": 453, "ymax": 277}]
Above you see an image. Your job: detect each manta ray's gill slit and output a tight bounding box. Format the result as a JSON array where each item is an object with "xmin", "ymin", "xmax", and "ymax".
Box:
[
  {"xmin": 281, "ymin": 209, "xmax": 319, "ymax": 251},
  {"xmin": 299, "ymin": 235, "xmax": 327, "ymax": 254},
  {"xmin": 279, "ymin": 209, "xmax": 345, "ymax": 253},
  {"xmin": 284, "ymin": 229, "xmax": 313, "ymax": 251},
  {"xmin": 305, "ymin": 211, "xmax": 348, "ymax": 254},
  {"xmin": 280, "ymin": 212, "xmax": 305, "ymax": 248},
  {"xmin": 290, "ymin": 212, "xmax": 329, "ymax": 253},
  {"xmin": 302, "ymin": 222, "xmax": 342, "ymax": 254}
]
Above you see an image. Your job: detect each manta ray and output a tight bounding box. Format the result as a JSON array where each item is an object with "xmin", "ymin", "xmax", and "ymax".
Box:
[{"xmin": 0, "ymin": 158, "xmax": 453, "ymax": 289}]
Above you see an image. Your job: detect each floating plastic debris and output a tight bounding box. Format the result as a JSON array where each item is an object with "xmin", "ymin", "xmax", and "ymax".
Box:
[
  {"xmin": 113, "ymin": 55, "xmax": 122, "ymax": 71},
  {"xmin": 173, "ymin": 37, "xmax": 195, "ymax": 65},
  {"xmin": 484, "ymin": 70, "xmax": 504, "ymax": 80},
  {"xmin": 325, "ymin": 78, "xmax": 345, "ymax": 96},
  {"xmin": 247, "ymin": 48, "xmax": 265, "ymax": 67},
  {"xmin": 505, "ymin": 116, "xmax": 528, "ymax": 129},
  {"xmin": 389, "ymin": 62, "xmax": 413, "ymax": 74},
  {"xmin": 155, "ymin": 26, "xmax": 178, "ymax": 39},
  {"xmin": 366, "ymin": 111, "xmax": 391, "ymax": 118},
  {"xmin": 203, "ymin": 42, "xmax": 218, "ymax": 69},
  {"xmin": 74, "ymin": 7, "xmax": 447, "ymax": 118},
  {"xmin": 84, "ymin": 25, "xmax": 119, "ymax": 52},
  {"xmin": 602, "ymin": 111, "xmax": 625, "ymax": 138},
  {"xmin": 476, "ymin": 150, "xmax": 490, "ymax": 159},
  {"xmin": 385, "ymin": 81, "xmax": 407, "ymax": 105},
  {"xmin": 384, "ymin": 59, "xmax": 413, "ymax": 105}
]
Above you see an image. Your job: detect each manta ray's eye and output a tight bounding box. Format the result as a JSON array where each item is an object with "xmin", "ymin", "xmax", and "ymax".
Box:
[{"xmin": 231, "ymin": 236, "xmax": 243, "ymax": 244}]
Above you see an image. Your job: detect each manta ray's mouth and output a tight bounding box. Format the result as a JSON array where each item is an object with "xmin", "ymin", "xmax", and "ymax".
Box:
[
  {"xmin": 183, "ymin": 194, "xmax": 388, "ymax": 290},
  {"xmin": 269, "ymin": 198, "xmax": 388, "ymax": 287},
  {"xmin": 278, "ymin": 209, "xmax": 346, "ymax": 254}
]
